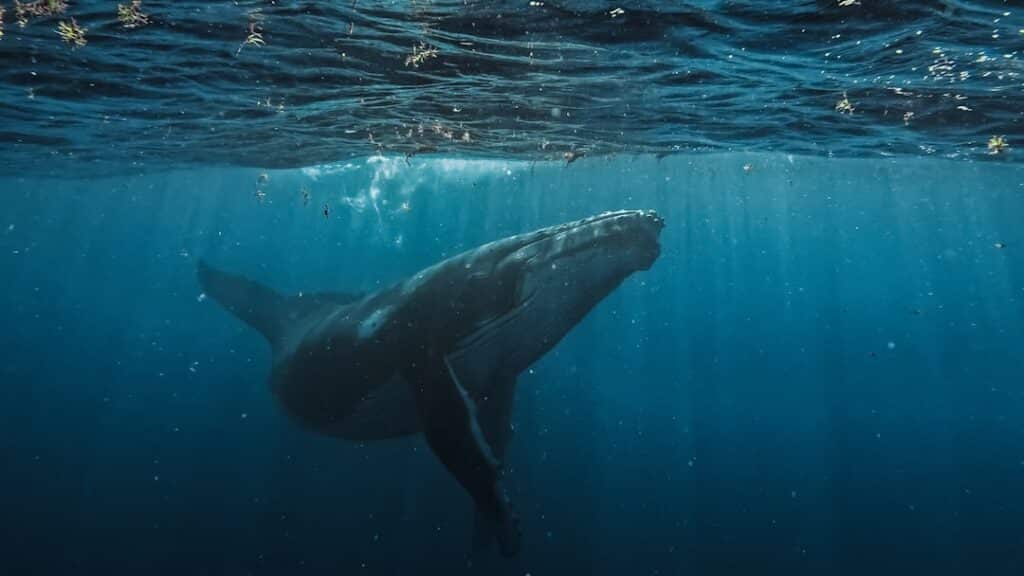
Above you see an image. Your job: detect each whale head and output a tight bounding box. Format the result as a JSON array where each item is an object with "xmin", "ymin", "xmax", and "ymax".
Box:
[{"xmin": 443, "ymin": 210, "xmax": 665, "ymax": 377}]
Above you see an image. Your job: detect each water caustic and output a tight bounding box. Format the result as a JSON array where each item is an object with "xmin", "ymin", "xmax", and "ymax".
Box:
[{"xmin": 0, "ymin": 1, "xmax": 1020, "ymax": 176}]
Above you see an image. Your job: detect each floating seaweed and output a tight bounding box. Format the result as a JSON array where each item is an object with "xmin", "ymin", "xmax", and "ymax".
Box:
[
  {"xmin": 56, "ymin": 18, "xmax": 86, "ymax": 48},
  {"xmin": 237, "ymin": 21, "xmax": 265, "ymax": 55},
  {"xmin": 404, "ymin": 42, "xmax": 438, "ymax": 68},
  {"xmin": 117, "ymin": 1, "xmax": 149, "ymax": 29},
  {"xmin": 987, "ymin": 135, "xmax": 1009, "ymax": 155},
  {"xmin": 237, "ymin": 9, "xmax": 266, "ymax": 55},
  {"xmin": 835, "ymin": 93, "xmax": 855, "ymax": 114},
  {"xmin": 15, "ymin": 0, "xmax": 68, "ymax": 27}
]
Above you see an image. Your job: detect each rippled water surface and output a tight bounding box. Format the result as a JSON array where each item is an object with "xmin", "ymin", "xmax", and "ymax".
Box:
[{"xmin": 1, "ymin": 0, "xmax": 1022, "ymax": 175}]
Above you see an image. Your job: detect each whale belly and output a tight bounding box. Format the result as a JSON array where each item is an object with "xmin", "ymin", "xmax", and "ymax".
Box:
[{"xmin": 326, "ymin": 373, "xmax": 422, "ymax": 441}]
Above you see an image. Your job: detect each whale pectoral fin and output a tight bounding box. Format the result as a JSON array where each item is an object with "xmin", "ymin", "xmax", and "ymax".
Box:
[
  {"xmin": 477, "ymin": 375, "xmax": 518, "ymax": 461},
  {"xmin": 407, "ymin": 357, "xmax": 521, "ymax": 557},
  {"xmin": 471, "ymin": 375, "xmax": 518, "ymax": 552}
]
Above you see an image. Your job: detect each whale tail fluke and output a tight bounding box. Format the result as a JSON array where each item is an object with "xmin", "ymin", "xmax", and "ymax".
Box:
[
  {"xmin": 198, "ymin": 260, "xmax": 363, "ymax": 350},
  {"xmin": 197, "ymin": 260, "xmax": 289, "ymax": 349}
]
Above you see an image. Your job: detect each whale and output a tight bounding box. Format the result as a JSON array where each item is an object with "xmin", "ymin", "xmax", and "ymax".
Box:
[{"xmin": 197, "ymin": 209, "xmax": 664, "ymax": 557}]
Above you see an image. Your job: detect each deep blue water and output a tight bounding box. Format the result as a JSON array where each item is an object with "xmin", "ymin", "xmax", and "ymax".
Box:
[
  {"xmin": 2, "ymin": 1, "xmax": 1024, "ymax": 575},
  {"xmin": 2, "ymin": 154, "xmax": 1023, "ymax": 575}
]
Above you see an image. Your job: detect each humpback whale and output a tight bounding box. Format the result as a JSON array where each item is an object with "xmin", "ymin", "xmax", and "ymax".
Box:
[{"xmin": 198, "ymin": 210, "xmax": 664, "ymax": 557}]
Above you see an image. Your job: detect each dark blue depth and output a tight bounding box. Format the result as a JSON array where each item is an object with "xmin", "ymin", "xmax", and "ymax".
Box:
[{"xmin": 1, "ymin": 153, "xmax": 1022, "ymax": 574}]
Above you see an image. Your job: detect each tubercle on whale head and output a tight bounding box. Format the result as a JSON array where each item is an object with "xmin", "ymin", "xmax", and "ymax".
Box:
[
  {"xmin": 505, "ymin": 209, "xmax": 665, "ymax": 272},
  {"xmin": 394, "ymin": 210, "xmax": 665, "ymax": 346}
]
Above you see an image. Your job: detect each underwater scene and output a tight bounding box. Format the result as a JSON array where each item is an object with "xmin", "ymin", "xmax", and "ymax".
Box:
[{"xmin": 1, "ymin": 1, "xmax": 1023, "ymax": 575}]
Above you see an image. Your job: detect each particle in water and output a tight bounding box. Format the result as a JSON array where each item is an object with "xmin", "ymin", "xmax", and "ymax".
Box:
[
  {"xmin": 838, "ymin": 0, "xmax": 860, "ymax": 6},
  {"xmin": 254, "ymin": 189, "xmax": 267, "ymax": 203},
  {"xmin": 887, "ymin": 341, "xmax": 896, "ymax": 350},
  {"xmin": 257, "ymin": 172, "xmax": 269, "ymax": 184},
  {"xmin": 903, "ymin": 111, "xmax": 914, "ymax": 125},
  {"xmin": 743, "ymin": 163, "xmax": 753, "ymax": 173},
  {"xmin": 241, "ymin": 413, "xmax": 248, "ymax": 420},
  {"xmin": 197, "ymin": 292, "xmax": 207, "ymax": 302},
  {"xmin": 987, "ymin": 135, "xmax": 1009, "ymax": 154},
  {"xmin": 301, "ymin": 186, "xmax": 311, "ymax": 206},
  {"xmin": 609, "ymin": 7, "xmax": 625, "ymax": 18},
  {"xmin": 323, "ymin": 202, "xmax": 331, "ymax": 219},
  {"xmin": 994, "ymin": 242, "xmax": 1006, "ymax": 249}
]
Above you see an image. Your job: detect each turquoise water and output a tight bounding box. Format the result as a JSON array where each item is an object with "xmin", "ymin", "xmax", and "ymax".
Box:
[{"xmin": 2, "ymin": 1, "xmax": 1024, "ymax": 575}]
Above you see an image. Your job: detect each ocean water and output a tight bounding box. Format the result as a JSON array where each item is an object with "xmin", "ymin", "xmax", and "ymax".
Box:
[{"xmin": 2, "ymin": 2, "xmax": 1024, "ymax": 576}]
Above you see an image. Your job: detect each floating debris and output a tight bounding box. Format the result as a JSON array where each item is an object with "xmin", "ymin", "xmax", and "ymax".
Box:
[
  {"xmin": 835, "ymin": 93, "xmax": 855, "ymax": 114},
  {"xmin": 15, "ymin": 0, "xmax": 68, "ymax": 27},
  {"xmin": 987, "ymin": 135, "xmax": 1009, "ymax": 155},
  {"xmin": 994, "ymin": 242, "xmax": 1006, "ymax": 250},
  {"xmin": 405, "ymin": 144, "xmax": 437, "ymax": 164},
  {"xmin": 237, "ymin": 18, "xmax": 265, "ymax": 55},
  {"xmin": 563, "ymin": 149, "xmax": 585, "ymax": 164},
  {"xmin": 838, "ymin": 0, "xmax": 860, "ymax": 6},
  {"xmin": 56, "ymin": 18, "xmax": 86, "ymax": 48},
  {"xmin": 609, "ymin": 7, "xmax": 625, "ymax": 18},
  {"xmin": 430, "ymin": 123, "xmax": 455, "ymax": 140},
  {"xmin": 117, "ymin": 1, "xmax": 149, "ymax": 29},
  {"xmin": 404, "ymin": 42, "xmax": 438, "ymax": 68},
  {"xmin": 742, "ymin": 163, "xmax": 753, "ymax": 173}
]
